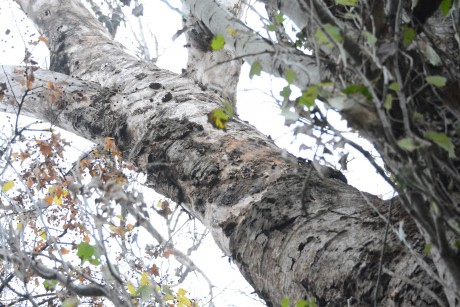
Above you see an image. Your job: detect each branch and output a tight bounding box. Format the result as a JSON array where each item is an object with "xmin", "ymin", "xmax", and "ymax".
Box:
[{"xmin": 185, "ymin": 0, "xmax": 324, "ymax": 88}]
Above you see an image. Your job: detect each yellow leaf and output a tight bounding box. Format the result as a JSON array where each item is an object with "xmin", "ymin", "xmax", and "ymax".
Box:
[
  {"xmin": 140, "ymin": 272, "xmax": 151, "ymax": 286},
  {"xmin": 17, "ymin": 222, "xmax": 22, "ymax": 231},
  {"xmin": 177, "ymin": 288, "xmax": 187, "ymax": 296},
  {"xmin": 127, "ymin": 223, "xmax": 134, "ymax": 231},
  {"xmin": 53, "ymin": 196, "xmax": 62, "ymax": 205},
  {"xmin": 226, "ymin": 28, "xmax": 237, "ymax": 37},
  {"xmin": 207, "ymin": 108, "xmax": 229, "ymax": 130},
  {"xmin": 164, "ymin": 294, "xmax": 175, "ymax": 301},
  {"xmin": 2, "ymin": 180, "xmax": 14, "ymax": 192},
  {"xmin": 127, "ymin": 283, "xmax": 137, "ymax": 296},
  {"xmin": 39, "ymin": 229, "xmax": 47, "ymax": 239}
]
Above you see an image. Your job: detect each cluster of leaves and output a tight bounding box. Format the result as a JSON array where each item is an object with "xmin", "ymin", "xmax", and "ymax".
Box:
[
  {"xmin": 0, "ymin": 127, "xmax": 202, "ymax": 306},
  {"xmin": 0, "ymin": 59, "xmax": 211, "ymax": 305}
]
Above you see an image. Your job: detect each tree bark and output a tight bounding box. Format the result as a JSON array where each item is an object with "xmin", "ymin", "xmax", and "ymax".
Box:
[{"xmin": 1, "ymin": 0, "xmax": 449, "ymax": 305}]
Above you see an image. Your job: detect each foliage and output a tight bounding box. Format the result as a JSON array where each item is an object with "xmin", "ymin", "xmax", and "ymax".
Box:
[{"xmin": 0, "ymin": 87, "xmax": 207, "ymax": 305}]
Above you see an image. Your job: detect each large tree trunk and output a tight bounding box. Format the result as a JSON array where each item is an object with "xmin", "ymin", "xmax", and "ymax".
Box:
[{"xmin": 0, "ymin": 0, "xmax": 449, "ymax": 305}]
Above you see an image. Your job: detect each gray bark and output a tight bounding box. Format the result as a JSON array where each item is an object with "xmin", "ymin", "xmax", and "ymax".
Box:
[{"xmin": 0, "ymin": 0, "xmax": 450, "ymax": 305}]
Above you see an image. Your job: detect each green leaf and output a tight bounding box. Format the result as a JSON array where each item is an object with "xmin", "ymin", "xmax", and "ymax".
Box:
[
  {"xmin": 384, "ymin": 94, "xmax": 393, "ymax": 110},
  {"xmin": 296, "ymin": 300, "xmax": 309, "ymax": 307},
  {"xmin": 389, "ymin": 82, "xmax": 401, "ymax": 91},
  {"xmin": 249, "ymin": 61, "xmax": 262, "ymax": 79},
  {"xmin": 43, "ymin": 280, "xmax": 57, "ymax": 292},
  {"xmin": 208, "ymin": 108, "xmax": 229, "ymax": 130},
  {"xmin": 411, "ymin": 0, "xmax": 419, "ymax": 10},
  {"xmin": 324, "ymin": 24, "xmax": 342, "ymax": 42},
  {"xmin": 424, "ymin": 243, "xmax": 432, "ymax": 255},
  {"xmin": 275, "ymin": 13, "xmax": 285, "ymax": 24},
  {"xmin": 335, "ymin": 0, "xmax": 357, "ymax": 5},
  {"xmin": 397, "ymin": 138, "xmax": 417, "ymax": 151},
  {"xmin": 222, "ymin": 100, "xmax": 234, "ymax": 117},
  {"xmin": 62, "ymin": 296, "xmax": 79, "ymax": 307},
  {"xmin": 281, "ymin": 297, "xmax": 290, "ymax": 307},
  {"xmin": 265, "ymin": 24, "xmax": 276, "ymax": 31},
  {"xmin": 210, "ymin": 34, "xmax": 225, "ymax": 51},
  {"xmin": 315, "ymin": 24, "xmax": 342, "ymax": 48},
  {"xmin": 285, "ymin": 70, "xmax": 297, "ymax": 84},
  {"xmin": 420, "ymin": 43, "xmax": 441, "ymax": 66},
  {"xmin": 341, "ymin": 84, "xmax": 372, "ymax": 100},
  {"xmin": 138, "ymin": 285, "xmax": 154, "ymax": 301},
  {"xmin": 298, "ymin": 86, "xmax": 319, "ymax": 108},
  {"xmin": 426, "ymin": 75, "xmax": 447, "ymax": 88},
  {"xmin": 77, "ymin": 242, "xmax": 99, "ymax": 265},
  {"xmin": 402, "ymin": 25, "xmax": 416, "ymax": 48},
  {"xmin": 425, "ymin": 130, "xmax": 456, "ymax": 157},
  {"xmin": 440, "ymin": 0, "xmax": 452, "ymax": 15},
  {"xmin": 362, "ymin": 31, "xmax": 377, "ymax": 46},
  {"xmin": 280, "ymin": 85, "xmax": 292, "ymax": 101}
]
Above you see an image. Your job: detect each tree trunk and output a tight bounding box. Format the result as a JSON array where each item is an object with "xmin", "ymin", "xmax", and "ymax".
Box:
[{"xmin": 1, "ymin": 0, "xmax": 448, "ymax": 305}]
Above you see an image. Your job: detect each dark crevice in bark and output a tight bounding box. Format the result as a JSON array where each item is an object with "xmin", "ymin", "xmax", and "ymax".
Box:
[{"xmin": 50, "ymin": 32, "xmax": 71, "ymax": 75}]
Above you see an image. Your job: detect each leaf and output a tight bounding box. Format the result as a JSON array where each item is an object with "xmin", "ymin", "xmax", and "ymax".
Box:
[
  {"xmin": 265, "ymin": 24, "xmax": 276, "ymax": 31},
  {"xmin": 298, "ymin": 86, "xmax": 319, "ymax": 108},
  {"xmin": 138, "ymin": 285, "xmax": 153, "ymax": 301},
  {"xmin": 335, "ymin": 0, "xmax": 357, "ymax": 6},
  {"xmin": 38, "ymin": 35, "xmax": 48, "ymax": 43},
  {"xmin": 440, "ymin": 0, "xmax": 452, "ymax": 15},
  {"xmin": 425, "ymin": 130, "xmax": 456, "ymax": 157},
  {"xmin": 420, "ymin": 42, "xmax": 441, "ymax": 66},
  {"xmin": 140, "ymin": 272, "xmax": 152, "ymax": 286},
  {"xmin": 284, "ymin": 70, "xmax": 297, "ymax": 84},
  {"xmin": 249, "ymin": 61, "xmax": 262, "ymax": 79},
  {"xmin": 402, "ymin": 25, "xmax": 416, "ymax": 48},
  {"xmin": 62, "ymin": 297, "xmax": 79, "ymax": 307},
  {"xmin": 341, "ymin": 84, "xmax": 372, "ymax": 101},
  {"xmin": 316, "ymin": 24, "xmax": 342, "ymax": 48},
  {"xmin": 77, "ymin": 242, "xmax": 99, "ymax": 265},
  {"xmin": 43, "ymin": 280, "xmax": 57, "ymax": 291},
  {"xmin": 426, "ymin": 75, "xmax": 447, "ymax": 88},
  {"xmin": 276, "ymin": 13, "xmax": 285, "ymax": 24},
  {"xmin": 324, "ymin": 24, "xmax": 342, "ymax": 42},
  {"xmin": 226, "ymin": 28, "xmax": 237, "ymax": 37},
  {"xmin": 2, "ymin": 180, "xmax": 14, "ymax": 192},
  {"xmin": 296, "ymin": 299, "xmax": 308, "ymax": 307},
  {"xmin": 411, "ymin": 0, "xmax": 419, "ymax": 10},
  {"xmin": 222, "ymin": 100, "xmax": 234, "ymax": 117},
  {"xmin": 424, "ymin": 243, "xmax": 432, "ymax": 255},
  {"xmin": 127, "ymin": 283, "xmax": 137, "ymax": 296},
  {"xmin": 389, "ymin": 82, "xmax": 401, "ymax": 91},
  {"xmin": 177, "ymin": 288, "xmax": 187, "ymax": 296},
  {"xmin": 397, "ymin": 138, "xmax": 417, "ymax": 151},
  {"xmin": 164, "ymin": 294, "xmax": 175, "ymax": 301},
  {"xmin": 44, "ymin": 195, "xmax": 53, "ymax": 205},
  {"xmin": 281, "ymin": 297, "xmax": 290, "ymax": 307},
  {"xmin": 210, "ymin": 34, "xmax": 225, "ymax": 51},
  {"xmin": 280, "ymin": 85, "xmax": 292, "ymax": 101},
  {"xmin": 362, "ymin": 31, "xmax": 377, "ymax": 46},
  {"xmin": 208, "ymin": 108, "xmax": 229, "ymax": 129},
  {"xmin": 39, "ymin": 229, "xmax": 47, "ymax": 240},
  {"xmin": 384, "ymin": 94, "xmax": 393, "ymax": 110}
]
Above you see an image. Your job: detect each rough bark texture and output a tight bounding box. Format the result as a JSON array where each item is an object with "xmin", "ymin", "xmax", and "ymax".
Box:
[{"xmin": 0, "ymin": 0, "xmax": 450, "ymax": 305}]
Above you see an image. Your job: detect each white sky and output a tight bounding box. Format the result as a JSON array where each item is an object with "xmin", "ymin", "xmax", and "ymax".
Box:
[{"xmin": 0, "ymin": 0, "xmax": 394, "ymax": 305}]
